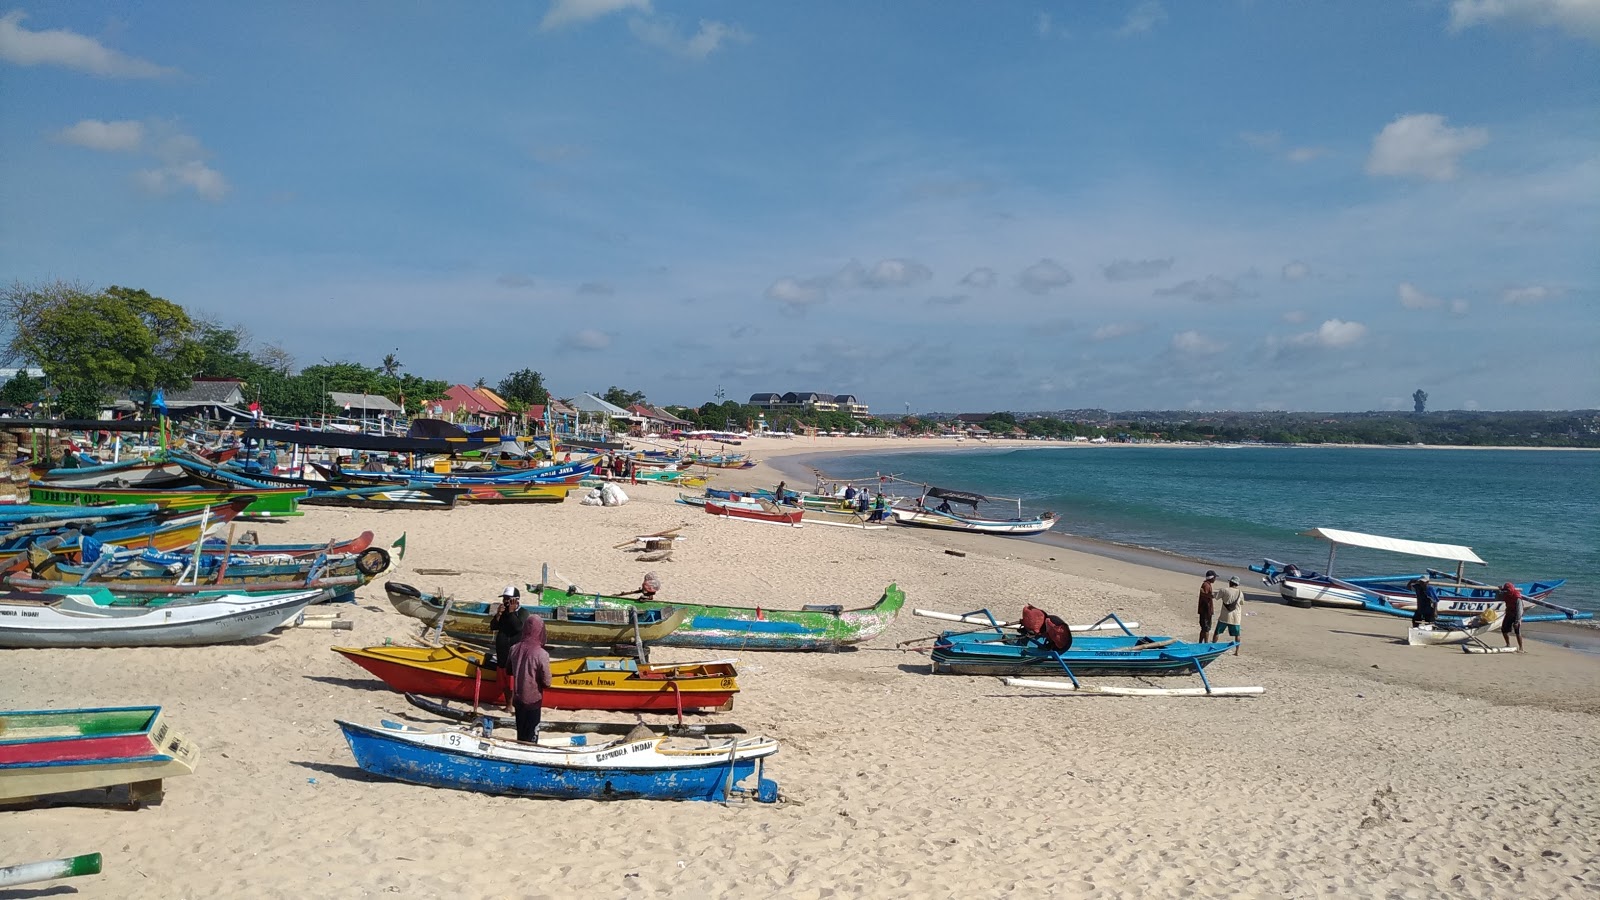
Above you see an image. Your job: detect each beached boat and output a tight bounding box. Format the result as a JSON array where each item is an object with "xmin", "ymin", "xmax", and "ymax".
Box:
[
  {"xmin": 927, "ymin": 605, "xmax": 1233, "ymax": 676},
  {"xmin": 886, "ymin": 485, "xmax": 1056, "ymax": 536},
  {"xmin": 1406, "ymin": 618, "xmax": 1497, "ymax": 646},
  {"xmin": 456, "ymin": 482, "xmax": 571, "ymax": 504},
  {"xmin": 703, "ymin": 498, "xmax": 804, "ymax": 527},
  {"xmin": 0, "ymin": 499, "xmax": 255, "ymax": 559},
  {"xmin": 1249, "ymin": 528, "xmax": 1580, "ymax": 620},
  {"xmin": 331, "ymin": 643, "xmax": 739, "ymax": 711},
  {"xmin": 337, "ymin": 719, "xmax": 777, "ymax": 803},
  {"xmin": 0, "ymin": 586, "xmax": 321, "ymax": 648},
  {"xmin": 28, "ymin": 481, "xmax": 305, "ymax": 518},
  {"xmin": 537, "ymin": 582, "xmax": 906, "ymax": 652},
  {"xmin": 383, "ymin": 582, "xmax": 688, "ymax": 645},
  {"xmin": 0, "ymin": 706, "xmax": 199, "ymax": 804}
]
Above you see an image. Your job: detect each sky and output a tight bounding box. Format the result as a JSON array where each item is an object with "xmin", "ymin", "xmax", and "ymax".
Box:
[{"xmin": 2, "ymin": 1, "xmax": 1597, "ymax": 415}]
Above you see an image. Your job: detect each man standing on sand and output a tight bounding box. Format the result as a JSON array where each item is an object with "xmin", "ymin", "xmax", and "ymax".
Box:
[
  {"xmin": 1408, "ymin": 577, "xmax": 1438, "ymax": 627},
  {"xmin": 1197, "ymin": 570, "xmax": 1217, "ymax": 643},
  {"xmin": 1497, "ymin": 582, "xmax": 1524, "ymax": 652},
  {"xmin": 506, "ymin": 614, "xmax": 552, "ymax": 742},
  {"xmin": 1212, "ymin": 576, "xmax": 1245, "ymax": 654}
]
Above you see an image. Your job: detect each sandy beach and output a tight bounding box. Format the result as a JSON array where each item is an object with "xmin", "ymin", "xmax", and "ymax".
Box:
[{"xmin": 3, "ymin": 435, "xmax": 1597, "ymax": 898}]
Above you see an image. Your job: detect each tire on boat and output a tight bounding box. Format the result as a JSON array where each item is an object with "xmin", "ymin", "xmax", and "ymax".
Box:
[
  {"xmin": 385, "ymin": 580, "xmax": 420, "ymax": 600},
  {"xmin": 356, "ymin": 547, "xmax": 392, "ymax": 577}
]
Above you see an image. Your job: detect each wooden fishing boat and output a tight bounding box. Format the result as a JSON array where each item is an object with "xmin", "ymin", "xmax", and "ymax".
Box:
[
  {"xmin": 925, "ymin": 605, "xmax": 1233, "ymax": 676},
  {"xmin": 0, "ymin": 586, "xmax": 321, "ymax": 648},
  {"xmin": 0, "ymin": 499, "xmax": 256, "ymax": 559},
  {"xmin": 331, "ymin": 643, "xmax": 739, "ymax": 711},
  {"xmin": 27, "ymin": 544, "xmax": 388, "ymax": 588},
  {"xmin": 28, "ymin": 481, "xmax": 305, "ymax": 518},
  {"xmin": 538, "ymin": 582, "xmax": 906, "ymax": 652},
  {"xmin": 886, "ymin": 484, "xmax": 1057, "ymax": 536},
  {"xmin": 405, "ymin": 693, "xmax": 748, "ymax": 736},
  {"xmin": 456, "ymin": 482, "xmax": 571, "ymax": 503},
  {"xmin": 32, "ymin": 458, "xmax": 191, "ymax": 490},
  {"xmin": 337, "ymin": 719, "xmax": 778, "ymax": 802},
  {"xmin": 703, "ymin": 498, "xmax": 803, "ymax": 527},
  {"xmin": 1249, "ymin": 528, "xmax": 1580, "ymax": 620},
  {"xmin": 383, "ymin": 582, "xmax": 687, "ymax": 645},
  {"xmin": 1407, "ymin": 618, "xmax": 1497, "ymax": 646},
  {"xmin": 205, "ymin": 463, "xmax": 471, "ymax": 510},
  {"xmin": 0, "ymin": 706, "xmax": 199, "ymax": 804}
]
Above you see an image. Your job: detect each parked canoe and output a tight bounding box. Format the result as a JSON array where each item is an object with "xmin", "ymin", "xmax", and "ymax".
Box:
[
  {"xmin": 456, "ymin": 482, "xmax": 571, "ymax": 504},
  {"xmin": 930, "ymin": 635, "xmax": 1235, "ymax": 677},
  {"xmin": 338, "ymin": 719, "xmax": 777, "ymax": 803},
  {"xmin": 0, "ymin": 586, "xmax": 321, "ymax": 648},
  {"xmin": 703, "ymin": 498, "xmax": 803, "ymax": 527},
  {"xmin": 331, "ymin": 643, "xmax": 739, "ymax": 711},
  {"xmin": 383, "ymin": 582, "xmax": 687, "ymax": 645},
  {"xmin": 28, "ymin": 482, "xmax": 305, "ymax": 518},
  {"xmin": 537, "ymin": 582, "xmax": 906, "ymax": 652},
  {"xmin": 0, "ymin": 499, "xmax": 255, "ymax": 559},
  {"xmin": 0, "ymin": 706, "xmax": 199, "ymax": 803}
]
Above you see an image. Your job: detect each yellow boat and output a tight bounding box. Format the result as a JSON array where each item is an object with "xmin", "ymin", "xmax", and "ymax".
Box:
[
  {"xmin": 384, "ymin": 582, "xmax": 688, "ymax": 645},
  {"xmin": 332, "ymin": 642, "xmax": 739, "ymax": 711}
]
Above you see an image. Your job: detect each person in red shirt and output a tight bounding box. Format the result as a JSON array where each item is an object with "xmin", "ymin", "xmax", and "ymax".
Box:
[{"xmin": 1497, "ymin": 583, "xmax": 1524, "ymax": 652}]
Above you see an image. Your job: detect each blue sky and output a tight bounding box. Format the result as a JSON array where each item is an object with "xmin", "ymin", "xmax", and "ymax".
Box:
[{"xmin": 2, "ymin": 1, "xmax": 1597, "ymax": 414}]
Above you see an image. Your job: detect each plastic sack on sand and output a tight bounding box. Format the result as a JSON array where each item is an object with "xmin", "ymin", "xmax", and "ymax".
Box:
[
  {"xmin": 600, "ymin": 483, "xmax": 629, "ymax": 506},
  {"xmin": 579, "ymin": 488, "xmax": 604, "ymax": 507}
]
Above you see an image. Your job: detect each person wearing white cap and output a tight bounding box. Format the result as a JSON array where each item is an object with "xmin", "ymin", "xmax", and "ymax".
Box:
[
  {"xmin": 488, "ymin": 585, "xmax": 530, "ymax": 689},
  {"xmin": 1211, "ymin": 576, "xmax": 1245, "ymax": 654}
]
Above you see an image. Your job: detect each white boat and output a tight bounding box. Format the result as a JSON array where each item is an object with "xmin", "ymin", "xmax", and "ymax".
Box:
[
  {"xmin": 889, "ymin": 506, "xmax": 1057, "ymax": 536},
  {"xmin": 0, "ymin": 587, "xmax": 321, "ymax": 648},
  {"xmin": 1406, "ymin": 618, "xmax": 1496, "ymax": 646}
]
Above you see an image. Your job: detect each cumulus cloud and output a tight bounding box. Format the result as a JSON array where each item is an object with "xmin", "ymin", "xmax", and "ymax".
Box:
[
  {"xmin": 1116, "ymin": 1, "xmax": 1168, "ymax": 36},
  {"xmin": 959, "ymin": 267, "xmax": 997, "ymax": 289},
  {"xmin": 569, "ymin": 328, "xmax": 612, "ymax": 350},
  {"xmin": 1156, "ymin": 275, "xmax": 1250, "ymax": 304},
  {"xmin": 136, "ymin": 160, "xmax": 229, "ymax": 201},
  {"xmin": 1171, "ymin": 330, "xmax": 1224, "ymax": 355},
  {"xmin": 1366, "ymin": 113, "xmax": 1489, "ymax": 181},
  {"xmin": 1290, "ymin": 319, "xmax": 1367, "ymax": 348},
  {"xmin": 0, "ymin": 10, "xmax": 175, "ymax": 77},
  {"xmin": 1102, "ymin": 257, "xmax": 1173, "ymax": 282},
  {"xmin": 1092, "ymin": 322, "xmax": 1148, "ymax": 342},
  {"xmin": 578, "ymin": 282, "xmax": 614, "ymax": 296},
  {"xmin": 1448, "ymin": 0, "xmax": 1600, "ymax": 43},
  {"xmin": 1398, "ymin": 282, "xmax": 1445, "ymax": 310},
  {"xmin": 1501, "ymin": 284, "xmax": 1557, "ymax": 304},
  {"xmin": 55, "ymin": 118, "xmax": 144, "ymax": 152},
  {"xmin": 1282, "ymin": 261, "xmax": 1312, "ymax": 282},
  {"xmin": 628, "ymin": 17, "xmax": 749, "ymax": 59},
  {"xmin": 766, "ymin": 257, "xmax": 934, "ymax": 312},
  {"xmin": 541, "ymin": 0, "xmax": 650, "ymax": 30},
  {"xmin": 766, "ymin": 276, "xmax": 826, "ymax": 312},
  {"xmin": 1017, "ymin": 259, "xmax": 1074, "ymax": 295}
]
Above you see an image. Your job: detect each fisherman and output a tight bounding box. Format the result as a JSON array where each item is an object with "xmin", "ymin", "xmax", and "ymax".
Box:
[
  {"xmin": 1197, "ymin": 571, "xmax": 1217, "ymax": 643},
  {"xmin": 843, "ymin": 483, "xmax": 857, "ymax": 501},
  {"xmin": 506, "ymin": 614, "xmax": 552, "ymax": 742},
  {"xmin": 775, "ymin": 480, "xmax": 787, "ymax": 505},
  {"xmin": 487, "ymin": 585, "xmax": 530, "ymax": 683},
  {"xmin": 1497, "ymin": 582, "xmax": 1524, "ymax": 652},
  {"xmin": 1408, "ymin": 577, "xmax": 1438, "ymax": 627},
  {"xmin": 856, "ymin": 489, "xmax": 870, "ymax": 515},
  {"xmin": 1212, "ymin": 576, "xmax": 1245, "ymax": 654},
  {"xmin": 872, "ymin": 491, "xmax": 888, "ymax": 522}
]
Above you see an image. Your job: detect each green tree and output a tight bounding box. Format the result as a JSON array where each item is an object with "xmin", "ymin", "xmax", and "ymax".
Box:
[
  {"xmin": 382, "ymin": 352, "xmax": 403, "ymax": 378},
  {"xmin": 1413, "ymin": 389, "xmax": 1428, "ymax": 414},
  {"xmin": 602, "ymin": 386, "xmax": 647, "ymax": 409},
  {"xmin": 497, "ymin": 369, "xmax": 550, "ymax": 406},
  {"xmin": 0, "ymin": 370, "xmax": 43, "ymax": 409}
]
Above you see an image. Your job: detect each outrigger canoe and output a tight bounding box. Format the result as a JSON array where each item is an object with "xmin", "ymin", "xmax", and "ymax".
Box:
[
  {"xmin": 331, "ymin": 643, "xmax": 739, "ymax": 712},
  {"xmin": 537, "ymin": 582, "xmax": 906, "ymax": 652},
  {"xmin": 383, "ymin": 582, "xmax": 687, "ymax": 645}
]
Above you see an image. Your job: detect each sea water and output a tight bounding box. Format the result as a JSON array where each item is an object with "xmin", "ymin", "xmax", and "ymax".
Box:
[{"xmin": 804, "ymin": 445, "xmax": 1600, "ymax": 615}]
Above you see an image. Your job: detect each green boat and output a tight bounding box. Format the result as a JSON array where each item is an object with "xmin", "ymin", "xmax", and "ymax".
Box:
[
  {"xmin": 535, "ymin": 582, "xmax": 905, "ymax": 651},
  {"xmin": 28, "ymin": 483, "xmax": 305, "ymax": 518}
]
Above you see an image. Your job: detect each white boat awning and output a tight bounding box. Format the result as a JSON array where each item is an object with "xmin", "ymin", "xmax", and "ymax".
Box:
[{"xmin": 1301, "ymin": 528, "xmax": 1485, "ymax": 565}]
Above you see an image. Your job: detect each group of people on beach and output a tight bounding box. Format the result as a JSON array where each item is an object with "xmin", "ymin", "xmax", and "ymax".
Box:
[
  {"xmin": 1197, "ymin": 570, "xmax": 1245, "ymax": 653},
  {"xmin": 1408, "ymin": 575, "xmax": 1525, "ymax": 650}
]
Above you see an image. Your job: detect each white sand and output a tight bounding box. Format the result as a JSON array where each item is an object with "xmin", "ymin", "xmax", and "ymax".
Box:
[{"xmin": 3, "ymin": 435, "xmax": 1596, "ymax": 898}]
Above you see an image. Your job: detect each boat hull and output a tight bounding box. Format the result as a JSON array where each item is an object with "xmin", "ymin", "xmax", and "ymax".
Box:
[
  {"xmin": 29, "ymin": 483, "xmax": 304, "ymax": 518},
  {"xmin": 929, "ymin": 641, "xmax": 1234, "ymax": 677},
  {"xmin": 889, "ymin": 507, "xmax": 1056, "ymax": 536},
  {"xmin": 703, "ymin": 500, "xmax": 803, "ymax": 527},
  {"xmin": 0, "ymin": 706, "xmax": 199, "ymax": 802},
  {"xmin": 384, "ymin": 583, "xmax": 686, "ymax": 645},
  {"xmin": 0, "ymin": 589, "xmax": 319, "ymax": 648},
  {"xmin": 338, "ymin": 721, "xmax": 775, "ymax": 802}
]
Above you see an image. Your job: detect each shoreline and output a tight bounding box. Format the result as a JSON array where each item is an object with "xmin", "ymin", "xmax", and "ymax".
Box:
[{"xmin": 747, "ymin": 437, "xmax": 1600, "ymax": 655}]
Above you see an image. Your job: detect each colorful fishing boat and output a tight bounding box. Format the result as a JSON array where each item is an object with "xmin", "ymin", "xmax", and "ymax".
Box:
[
  {"xmin": 1249, "ymin": 528, "xmax": 1579, "ymax": 620},
  {"xmin": 927, "ymin": 606, "xmax": 1234, "ymax": 677},
  {"xmin": 703, "ymin": 498, "xmax": 804, "ymax": 527},
  {"xmin": 0, "ymin": 586, "xmax": 321, "ymax": 648},
  {"xmin": 538, "ymin": 582, "xmax": 906, "ymax": 652},
  {"xmin": 456, "ymin": 482, "xmax": 571, "ymax": 504},
  {"xmin": 383, "ymin": 582, "xmax": 688, "ymax": 645},
  {"xmin": 331, "ymin": 643, "xmax": 740, "ymax": 711},
  {"xmin": 28, "ymin": 482, "xmax": 305, "ymax": 518},
  {"xmin": 337, "ymin": 719, "xmax": 777, "ymax": 803},
  {"xmin": 0, "ymin": 706, "xmax": 199, "ymax": 804},
  {"xmin": 0, "ymin": 499, "xmax": 255, "ymax": 559}
]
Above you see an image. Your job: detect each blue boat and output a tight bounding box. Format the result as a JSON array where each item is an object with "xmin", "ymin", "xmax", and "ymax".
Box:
[
  {"xmin": 927, "ymin": 607, "xmax": 1234, "ymax": 677},
  {"xmin": 337, "ymin": 719, "xmax": 779, "ymax": 803}
]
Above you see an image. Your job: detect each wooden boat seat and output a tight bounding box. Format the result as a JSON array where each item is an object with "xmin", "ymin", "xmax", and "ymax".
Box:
[{"xmin": 593, "ymin": 609, "xmax": 629, "ymax": 625}]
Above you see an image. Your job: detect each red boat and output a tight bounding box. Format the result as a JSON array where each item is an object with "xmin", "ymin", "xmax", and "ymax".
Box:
[
  {"xmin": 331, "ymin": 644, "xmax": 738, "ymax": 712},
  {"xmin": 703, "ymin": 498, "xmax": 804, "ymax": 527}
]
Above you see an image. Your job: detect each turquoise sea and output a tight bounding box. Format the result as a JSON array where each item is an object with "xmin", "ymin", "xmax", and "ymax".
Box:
[{"xmin": 800, "ymin": 446, "xmax": 1600, "ymax": 616}]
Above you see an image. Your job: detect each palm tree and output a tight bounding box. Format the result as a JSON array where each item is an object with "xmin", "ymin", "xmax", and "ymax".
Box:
[
  {"xmin": 474, "ymin": 377, "xmax": 487, "ymax": 390},
  {"xmin": 381, "ymin": 352, "xmax": 402, "ymax": 378}
]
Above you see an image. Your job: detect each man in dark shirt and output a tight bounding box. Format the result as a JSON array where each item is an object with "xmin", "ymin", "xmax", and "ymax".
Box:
[
  {"xmin": 1198, "ymin": 571, "xmax": 1217, "ymax": 643},
  {"xmin": 488, "ymin": 585, "xmax": 531, "ymax": 675},
  {"xmin": 1409, "ymin": 577, "xmax": 1438, "ymax": 626}
]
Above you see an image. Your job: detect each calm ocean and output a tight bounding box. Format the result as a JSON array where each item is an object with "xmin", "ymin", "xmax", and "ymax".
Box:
[{"xmin": 802, "ymin": 446, "xmax": 1600, "ymax": 615}]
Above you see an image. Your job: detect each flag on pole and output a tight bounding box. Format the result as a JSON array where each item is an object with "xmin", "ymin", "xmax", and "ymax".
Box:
[{"xmin": 390, "ymin": 532, "xmax": 407, "ymax": 561}]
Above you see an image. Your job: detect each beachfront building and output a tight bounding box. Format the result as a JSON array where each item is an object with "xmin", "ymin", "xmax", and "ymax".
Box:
[
  {"xmin": 748, "ymin": 391, "xmax": 870, "ymax": 420},
  {"xmin": 110, "ymin": 378, "xmax": 251, "ymax": 420},
  {"xmin": 424, "ymin": 384, "xmax": 516, "ymax": 430},
  {"xmin": 628, "ymin": 403, "xmax": 692, "ymax": 436}
]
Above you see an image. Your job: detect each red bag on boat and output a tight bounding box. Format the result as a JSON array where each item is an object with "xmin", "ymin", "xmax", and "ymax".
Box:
[
  {"xmin": 1042, "ymin": 615, "xmax": 1072, "ymax": 651},
  {"xmin": 1020, "ymin": 605, "xmax": 1047, "ymax": 636}
]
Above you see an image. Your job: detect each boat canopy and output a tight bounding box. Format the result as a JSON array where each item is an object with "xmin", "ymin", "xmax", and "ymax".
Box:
[
  {"xmin": 1301, "ymin": 528, "xmax": 1485, "ymax": 565},
  {"xmin": 926, "ymin": 486, "xmax": 987, "ymax": 507}
]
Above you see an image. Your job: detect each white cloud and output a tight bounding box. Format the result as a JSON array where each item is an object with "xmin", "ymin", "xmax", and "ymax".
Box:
[
  {"xmin": 1170, "ymin": 330, "xmax": 1224, "ymax": 355},
  {"xmin": 1102, "ymin": 258, "xmax": 1173, "ymax": 282},
  {"xmin": 1286, "ymin": 146, "xmax": 1327, "ymax": 163},
  {"xmin": 855, "ymin": 258, "xmax": 932, "ymax": 289},
  {"xmin": 1290, "ymin": 319, "xmax": 1367, "ymax": 348},
  {"xmin": 55, "ymin": 118, "xmax": 144, "ymax": 152},
  {"xmin": 1450, "ymin": 298, "xmax": 1470, "ymax": 316},
  {"xmin": 1366, "ymin": 113, "xmax": 1489, "ymax": 181},
  {"xmin": 1282, "ymin": 261, "xmax": 1311, "ymax": 281},
  {"xmin": 1501, "ymin": 284, "xmax": 1557, "ymax": 304},
  {"xmin": 1092, "ymin": 322, "xmax": 1147, "ymax": 341},
  {"xmin": 1242, "ymin": 131, "xmax": 1326, "ymax": 163},
  {"xmin": 136, "ymin": 160, "xmax": 229, "ymax": 201},
  {"xmin": 628, "ymin": 17, "xmax": 748, "ymax": 60},
  {"xmin": 1398, "ymin": 282, "xmax": 1444, "ymax": 310},
  {"xmin": 1156, "ymin": 274, "xmax": 1249, "ymax": 303},
  {"xmin": 0, "ymin": 10, "xmax": 174, "ymax": 77},
  {"xmin": 1282, "ymin": 310, "xmax": 1309, "ymax": 324},
  {"xmin": 1117, "ymin": 1, "xmax": 1168, "ymax": 36},
  {"xmin": 1449, "ymin": 0, "xmax": 1600, "ymax": 44},
  {"xmin": 570, "ymin": 328, "xmax": 612, "ymax": 350},
  {"xmin": 541, "ymin": 0, "xmax": 650, "ymax": 31},
  {"xmin": 959, "ymin": 267, "xmax": 997, "ymax": 289},
  {"xmin": 1017, "ymin": 258, "xmax": 1074, "ymax": 294},
  {"xmin": 766, "ymin": 276, "xmax": 826, "ymax": 311}
]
